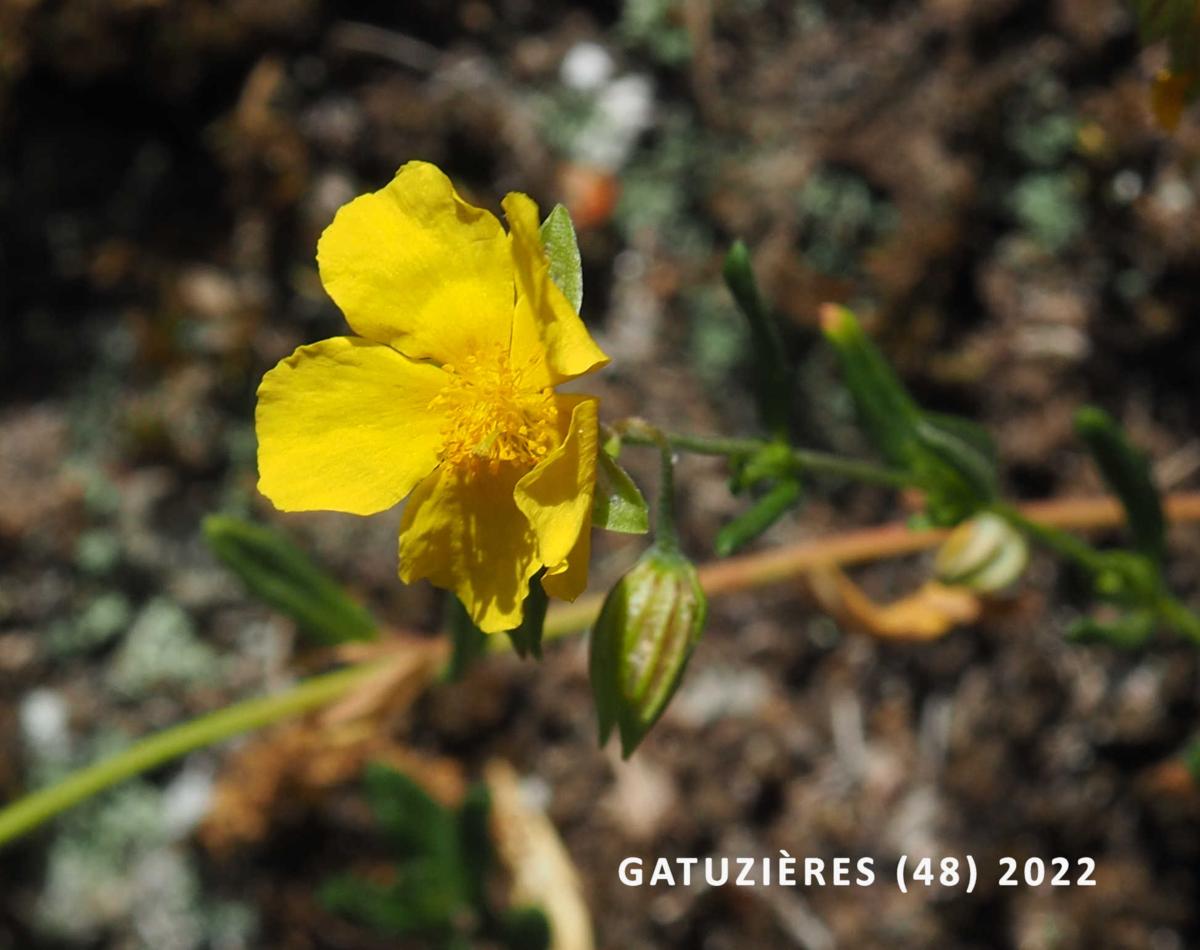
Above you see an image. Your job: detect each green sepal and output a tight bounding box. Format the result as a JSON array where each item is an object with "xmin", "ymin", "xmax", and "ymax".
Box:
[
  {"xmin": 593, "ymin": 450, "xmax": 650, "ymax": 534},
  {"xmin": 715, "ymin": 479, "xmax": 803, "ymax": 556},
  {"xmin": 202, "ymin": 514, "xmax": 378, "ymax": 646},
  {"xmin": 506, "ymin": 571, "xmax": 549, "ymax": 659},
  {"xmin": 1074, "ymin": 406, "xmax": 1166, "ymax": 565},
  {"xmin": 539, "ymin": 203, "xmax": 583, "ymax": 314},
  {"xmin": 445, "ymin": 596, "xmax": 488, "ymax": 682},
  {"xmin": 723, "ymin": 241, "xmax": 792, "ymax": 437}
]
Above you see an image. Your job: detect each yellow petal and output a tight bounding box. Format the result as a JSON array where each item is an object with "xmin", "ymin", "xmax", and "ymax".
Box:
[
  {"xmin": 502, "ymin": 192, "xmax": 609, "ymax": 388},
  {"xmin": 257, "ymin": 337, "xmax": 449, "ymax": 515},
  {"xmin": 541, "ymin": 521, "xmax": 591, "ymax": 602},
  {"xmin": 399, "ymin": 463, "xmax": 540, "ymax": 633},
  {"xmin": 515, "ymin": 395, "xmax": 598, "ymax": 600},
  {"xmin": 317, "ymin": 161, "xmax": 513, "ymax": 365}
]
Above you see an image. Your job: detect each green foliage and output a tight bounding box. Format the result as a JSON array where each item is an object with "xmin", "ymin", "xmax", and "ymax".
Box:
[
  {"xmin": 593, "ymin": 449, "xmax": 651, "ymax": 535},
  {"xmin": 1184, "ymin": 737, "xmax": 1200, "ymax": 785},
  {"xmin": 445, "ymin": 596, "xmax": 488, "ymax": 682},
  {"xmin": 1074, "ymin": 407, "xmax": 1166, "ymax": 565},
  {"xmin": 821, "ymin": 305, "xmax": 997, "ymax": 524},
  {"xmin": 539, "ymin": 204, "xmax": 584, "ymax": 314},
  {"xmin": 322, "ymin": 764, "xmax": 550, "ymax": 950},
  {"xmin": 1067, "ymin": 608, "xmax": 1156, "ymax": 649},
  {"xmin": 723, "ymin": 241, "xmax": 792, "ymax": 438},
  {"xmin": 203, "ymin": 515, "xmax": 378, "ymax": 647},
  {"xmin": 715, "ymin": 479, "xmax": 803, "ymax": 556},
  {"xmin": 507, "ymin": 571, "xmax": 550, "ymax": 660}
]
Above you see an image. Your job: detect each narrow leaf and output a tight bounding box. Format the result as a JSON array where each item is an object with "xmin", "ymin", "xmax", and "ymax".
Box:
[
  {"xmin": 445, "ymin": 596, "xmax": 488, "ymax": 682},
  {"xmin": 363, "ymin": 762, "xmax": 457, "ymax": 859},
  {"xmin": 539, "ymin": 204, "xmax": 583, "ymax": 313},
  {"xmin": 1074, "ymin": 406, "xmax": 1166, "ymax": 564},
  {"xmin": 723, "ymin": 241, "xmax": 792, "ymax": 437},
  {"xmin": 820, "ymin": 303, "xmax": 921, "ymax": 466},
  {"xmin": 203, "ymin": 515, "xmax": 377, "ymax": 645},
  {"xmin": 499, "ymin": 907, "xmax": 552, "ymax": 950},
  {"xmin": 914, "ymin": 414, "xmax": 998, "ymax": 505},
  {"xmin": 1066, "ymin": 609, "xmax": 1156, "ymax": 648},
  {"xmin": 593, "ymin": 450, "xmax": 650, "ymax": 534},
  {"xmin": 715, "ymin": 479, "xmax": 803, "ymax": 556}
]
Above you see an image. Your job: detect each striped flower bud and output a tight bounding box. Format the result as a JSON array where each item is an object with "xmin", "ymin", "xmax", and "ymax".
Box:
[
  {"xmin": 934, "ymin": 512, "xmax": 1028, "ymax": 593},
  {"xmin": 589, "ymin": 545, "xmax": 707, "ymax": 757}
]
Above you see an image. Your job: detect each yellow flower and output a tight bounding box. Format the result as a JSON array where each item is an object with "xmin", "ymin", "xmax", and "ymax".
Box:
[{"xmin": 256, "ymin": 162, "xmax": 609, "ymax": 632}]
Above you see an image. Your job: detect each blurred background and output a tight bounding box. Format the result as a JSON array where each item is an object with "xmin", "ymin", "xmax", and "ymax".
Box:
[{"xmin": 3, "ymin": 1, "xmax": 1200, "ymax": 947}]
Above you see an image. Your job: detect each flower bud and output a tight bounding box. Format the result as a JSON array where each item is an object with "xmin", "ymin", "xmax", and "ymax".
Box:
[
  {"xmin": 933, "ymin": 512, "xmax": 1028, "ymax": 593},
  {"xmin": 589, "ymin": 545, "xmax": 707, "ymax": 757}
]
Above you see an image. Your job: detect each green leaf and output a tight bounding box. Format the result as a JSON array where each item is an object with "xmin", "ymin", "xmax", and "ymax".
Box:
[
  {"xmin": 1066, "ymin": 609, "xmax": 1156, "ymax": 648},
  {"xmin": 723, "ymin": 241, "xmax": 792, "ymax": 437},
  {"xmin": 821, "ymin": 306, "xmax": 997, "ymax": 520},
  {"xmin": 715, "ymin": 479, "xmax": 803, "ymax": 556},
  {"xmin": 913, "ymin": 414, "xmax": 999, "ymax": 507},
  {"xmin": 820, "ymin": 304, "xmax": 921, "ymax": 466},
  {"xmin": 320, "ymin": 876, "xmax": 435, "ymax": 937},
  {"xmin": 322, "ymin": 765, "xmax": 470, "ymax": 937},
  {"xmin": 539, "ymin": 204, "xmax": 583, "ymax": 314},
  {"xmin": 1184, "ymin": 738, "xmax": 1200, "ymax": 786},
  {"xmin": 1158, "ymin": 595, "xmax": 1200, "ymax": 644},
  {"xmin": 445, "ymin": 596, "xmax": 488, "ymax": 682},
  {"xmin": 499, "ymin": 906, "xmax": 553, "ymax": 950},
  {"xmin": 202, "ymin": 515, "xmax": 377, "ymax": 646},
  {"xmin": 507, "ymin": 571, "xmax": 550, "ymax": 659},
  {"xmin": 593, "ymin": 451, "xmax": 650, "ymax": 534},
  {"xmin": 457, "ymin": 783, "xmax": 492, "ymax": 908},
  {"xmin": 363, "ymin": 763, "xmax": 458, "ymax": 861},
  {"xmin": 1075, "ymin": 407, "xmax": 1166, "ymax": 565}
]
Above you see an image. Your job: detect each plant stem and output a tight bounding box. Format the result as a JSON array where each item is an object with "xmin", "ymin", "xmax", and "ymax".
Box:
[
  {"xmin": 7, "ymin": 490, "xmax": 1200, "ymax": 849},
  {"xmin": 617, "ymin": 426, "xmax": 913, "ymax": 489},
  {"xmin": 992, "ymin": 503, "xmax": 1108, "ymax": 574},
  {"xmin": 0, "ymin": 661, "xmax": 386, "ymax": 848}
]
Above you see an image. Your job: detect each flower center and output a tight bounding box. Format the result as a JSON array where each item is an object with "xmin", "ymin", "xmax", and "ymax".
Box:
[{"xmin": 430, "ymin": 349, "xmax": 558, "ymax": 474}]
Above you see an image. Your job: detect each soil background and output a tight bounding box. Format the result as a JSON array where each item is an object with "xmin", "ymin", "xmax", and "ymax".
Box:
[{"xmin": 3, "ymin": 1, "xmax": 1200, "ymax": 948}]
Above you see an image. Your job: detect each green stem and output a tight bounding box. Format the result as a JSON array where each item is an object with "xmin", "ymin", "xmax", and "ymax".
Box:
[
  {"xmin": 616, "ymin": 420, "xmax": 682, "ymax": 550},
  {"xmin": 619, "ymin": 426, "xmax": 913, "ymax": 489},
  {"xmin": 0, "ymin": 661, "xmax": 385, "ymax": 848},
  {"xmin": 993, "ymin": 503, "xmax": 1107, "ymax": 574}
]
